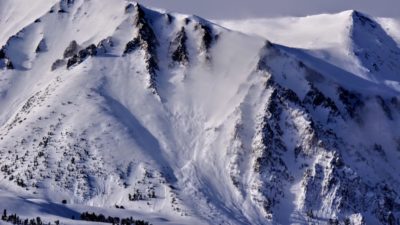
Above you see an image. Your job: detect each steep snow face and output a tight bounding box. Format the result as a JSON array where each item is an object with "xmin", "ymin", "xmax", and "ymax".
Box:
[
  {"xmin": 1, "ymin": 1, "xmax": 400, "ymax": 225},
  {"xmin": 378, "ymin": 17, "xmax": 400, "ymax": 46},
  {"xmin": 0, "ymin": 0, "xmax": 58, "ymax": 45},
  {"xmin": 220, "ymin": 10, "xmax": 400, "ymax": 90},
  {"xmin": 349, "ymin": 11, "xmax": 400, "ymax": 84},
  {"xmin": 218, "ymin": 11, "xmax": 357, "ymax": 75},
  {"xmin": 219, "ymin": 11, "xmax": 352, "ymax": 50}
]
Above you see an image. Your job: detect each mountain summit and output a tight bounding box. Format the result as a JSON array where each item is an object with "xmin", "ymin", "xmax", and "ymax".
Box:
[{"xmin": 0, "ymin": 1, "xmax": 400, "ymax": 224}]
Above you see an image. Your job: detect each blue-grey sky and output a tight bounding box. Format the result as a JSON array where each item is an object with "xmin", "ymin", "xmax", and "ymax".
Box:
[{"xmin": 136, "ymin": 0, "xmax": 400, "ymax": 19}]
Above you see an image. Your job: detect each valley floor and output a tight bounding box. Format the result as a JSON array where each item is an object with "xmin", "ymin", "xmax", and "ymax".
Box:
[{"xmin": 0, "ymin": 190, "xmax": 201, "ymax": 225}]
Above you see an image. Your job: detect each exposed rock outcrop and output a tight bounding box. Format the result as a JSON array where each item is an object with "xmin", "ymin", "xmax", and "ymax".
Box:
[
  {"xmin": 170, "ymin": 27, "xmax": 189, "ymax": 65},
  {"xmin": 96, "ymin": 37, "xmax": 114, "ymax": 54},
  {"xmin": 66, "ymin": 44, "xmax": 97, "ymax": 69},
  {"xmin": 51, "ymin": 59, "xmax": 66, "ymax": 71},
  {"xmin": 194, "ymin": 22, "xmax": 217, "ymax": 58},
  {"xmin": 58, "ymin": 0, "xmax": 75, "ymax": 13},
  {"xmin": 35, "ymin": 38, "xmax": 47, "ymax": 53},
  {"xmin": 63, "ymin": 40, "xmax": 79, "ymax": 58},
  {"xmin": 0, "ymin": 46, "xmax": 14, "ymax": 70},
  {"xmin": 52, "ymin": 41, "xmax": 100, "ymax": 70},
  {"xmin": 124, "ymin": 4, "xmax": 159, "ymax": 93}
]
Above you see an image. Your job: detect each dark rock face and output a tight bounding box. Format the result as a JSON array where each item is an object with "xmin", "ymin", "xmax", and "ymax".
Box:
[
  {"xmin": 66, "ymin": 55, "xmax": 79, "ymax": 69},
  {"xmin": 96, "ymin": 37, "xmax": 114, "ymax": 54},
  {"xmin": 303, "ymin": 85, "xmax": 340, "ymax": 121},
  {"xmin": 376, "ymin": 96, "xmax": 393, "ymax": 120},
  {"xmin": 51, "ymin": 59, "xmax": 66, "ymax": 71},
  {"xmin": 124, "ymin": 4, "xmax": 159, "ymax": 92},
  {"xmin": 195, "ymin": 23, "xmax": 215, "ymax": 52},
  {"xmin": 66, "ymin": 44, "xmax": 97, "ymax": 69},
  {"xmin": 35, "ymin": 39, "xmax": 47, "ymax": 53},
  {"xmin": 184, "ymin": 18, "xmax": 191, "ymax": 25},
  {"xmin": 0, "ymin": 48, "xmax": 5, "ymax": 59},
  {"xmin": 124, "ymin": 4, "xmax": 158, "ymax": 56},
  {"xmin": 251, "ymin": 80, "xmax": 306, "ymax": 219},
  {"xmin": 79, "ymin": 44, "xmax": 97, "ymax": 58},
  {"xmin": 125, "ymin": 3, "xmax": 135, "ymax": 14},
  {"xmin": 5, "ymin": 59, "xmax": 14, "ymax": 70},
  {"xmin": 133, "ymin": 4, "xmax": 146, "ymax": 26},
  {"xmin": 0, "ymin": 46, "xmax": 14, "ymax": 70},
  {"xmin": 59, "ymin": 0, "xmax": 75, "ymax": 13},
  {"xmin": 63, "ymin": 41, "xmax": 79, "ymax": 58},
  {"xmin": 194, "ymin": 22, "xmax": 218, "ymax": 61},
  {"xmin": 337, "ymin": 87, "xmax": 364, "ymax": 119},
  {"xmin": 352, "ymin": 11, "xmax": 377, "ymax": 28},
  {"xmin": 170, "ymin": 27, "xmax": 189, "ymax": 65},
  {"xmin": 57, "ymin": 40, "xmax": 100, "ymax": 70},
  {"xmin": 165, "ymin": 13, "xmax": 173, "ymax": 24},
  {"xmin": 133, "ymin": 5, "xmax": 159, "ymax": 53},
  {"xmin": 123, "ymin": 38, "xmax": 140, "ymax": 55}
]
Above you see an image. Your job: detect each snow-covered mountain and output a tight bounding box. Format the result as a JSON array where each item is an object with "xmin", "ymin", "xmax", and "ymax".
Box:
[{"xmin": 1, "ymin": 1, "xmax": 400, "ymax": 224}]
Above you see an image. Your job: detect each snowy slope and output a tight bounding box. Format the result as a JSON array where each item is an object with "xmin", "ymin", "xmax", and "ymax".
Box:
[
  {"xmin": 0, "ymin": 1, "xmax": 400, "ymax": 225},
  {"xmin": 220, "ymin": 11, "xmax": 400, "ymax": 90},
  {"xmin": 378, "ymin": 17, "xmax": 400, "ymax": 45}
]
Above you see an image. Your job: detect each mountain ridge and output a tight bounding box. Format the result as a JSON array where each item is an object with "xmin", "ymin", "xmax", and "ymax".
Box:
[{"xmin": 0, "ymin": 1, "xmax": 400, "ymax": 225}]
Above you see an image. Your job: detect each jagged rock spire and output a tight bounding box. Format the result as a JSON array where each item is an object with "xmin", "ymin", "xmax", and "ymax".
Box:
[
  {"xmin": 170, "ymin": 27, "xmax": 189, "ymax": 65},
  {"xmin": 193, "ymin": 21, "xmax": 218, "ymax": 61},
  {"xmin": 124, "ymin": 3, "xmax": 159, "ymax": 93},
  {"xmin": 195, "ymin": 23, "xmax": 214, "ymax": 52}
]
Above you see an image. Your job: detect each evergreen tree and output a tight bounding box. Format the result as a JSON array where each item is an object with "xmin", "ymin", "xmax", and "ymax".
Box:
[{"xmin": 1, "ymin": 209, "xmax": 7, "ymax": 220}]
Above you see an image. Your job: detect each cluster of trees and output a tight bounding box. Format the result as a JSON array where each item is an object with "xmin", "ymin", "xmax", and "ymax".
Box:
[
  {"xmin": 2, "ymin": 209, "xmax": 151, "ymax": 225},
  {"xmin": 128, "ymin": 189, "xmax": 156, "ymax": 201},
  {"xmin": 80, "ymin": 212, "xmax": 151, "ymax": 225},
  {"xmin": 1, "ymin": 209, "xmax": 59, "ymax": 225},
  {"xmin": 128, "ymin": 192, "xmax": 145, "ymax": 201}
]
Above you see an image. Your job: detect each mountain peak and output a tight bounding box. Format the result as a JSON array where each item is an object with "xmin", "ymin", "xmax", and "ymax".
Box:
[
  {"xmin": 349, "ymin": 10, "xmax": 377, "ymax": 28},
  {"xmin": 1, "ymin": 2, "xmax": 400, "ymax": 225},
  {"xmin": 346, "ymin": 9, "xmax": 400, "ymax": 83}
]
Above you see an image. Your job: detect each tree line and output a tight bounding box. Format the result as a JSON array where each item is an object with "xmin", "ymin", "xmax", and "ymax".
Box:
[{"xmin": 2, "ymin": 209, "xmax": 151, "ymax": 225}]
